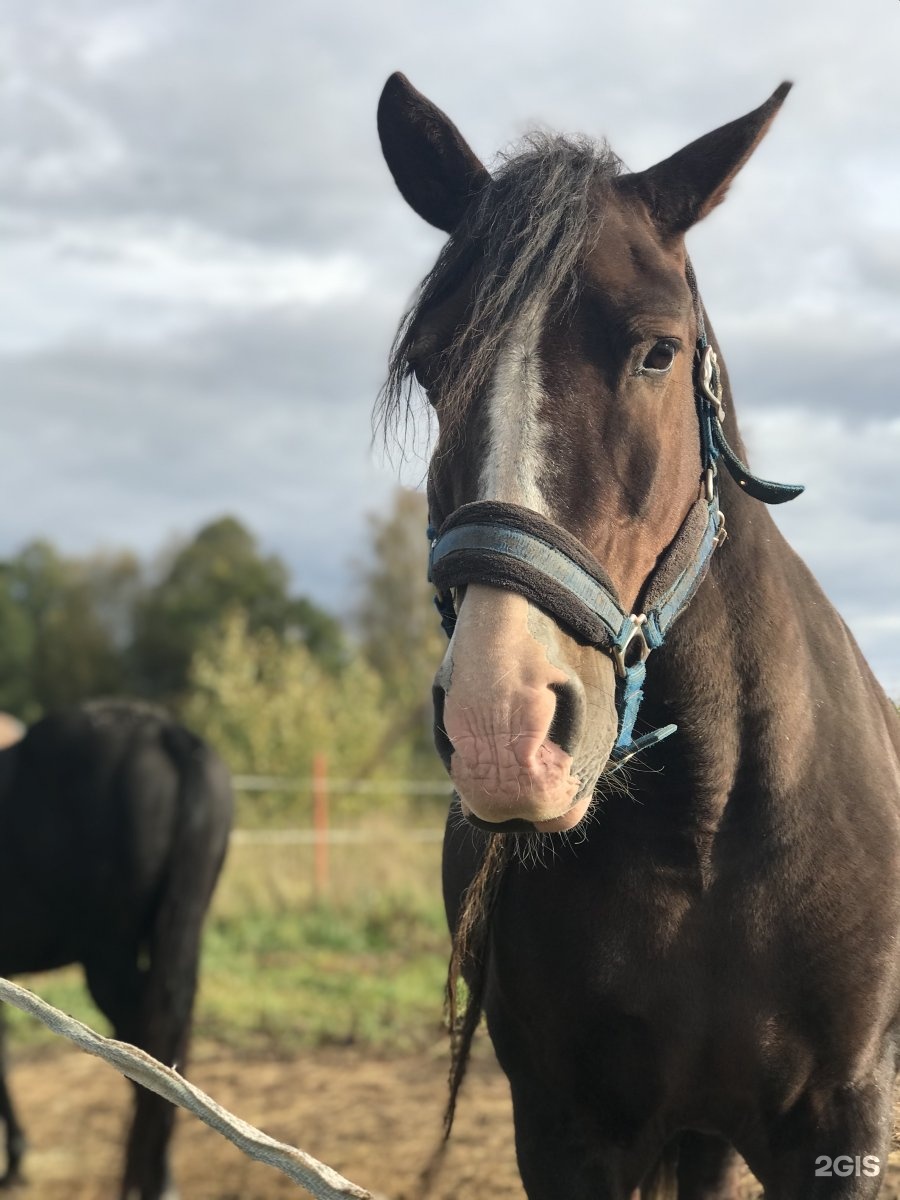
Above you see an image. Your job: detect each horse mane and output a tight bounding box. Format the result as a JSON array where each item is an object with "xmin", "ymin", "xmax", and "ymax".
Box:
[{"xmin": 377, "ymin": 134, "xmax": 623, "ymax": 446}]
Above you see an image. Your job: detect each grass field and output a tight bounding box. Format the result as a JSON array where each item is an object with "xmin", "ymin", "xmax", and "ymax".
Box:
[{"xmin": 8, "ymin": 811, "xmax": 454, "ymax": 1054}]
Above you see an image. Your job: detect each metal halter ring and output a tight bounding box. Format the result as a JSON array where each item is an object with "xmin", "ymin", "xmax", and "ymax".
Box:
[
  {"xmin": 612, "ymin": 614, "xmax": 650, "ymax": 678},
  {"xmin": 699, "ymin": 345, "xmax": 726, "ymax": 423}
]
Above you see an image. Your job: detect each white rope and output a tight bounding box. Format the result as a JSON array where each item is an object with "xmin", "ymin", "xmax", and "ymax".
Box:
[{"xmin": 0, "ymin": 977, "xmax": 379, "ymax": 1200}]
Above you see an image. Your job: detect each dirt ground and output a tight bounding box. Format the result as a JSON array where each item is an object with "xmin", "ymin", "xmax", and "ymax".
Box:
[
  {"xmin": 6, "ymin": 1038, "xmax": 518, "ymax": 1200},
  {"xmin": 6, "ymin": 1039, "xmax": 900, "ymax": 1199}
]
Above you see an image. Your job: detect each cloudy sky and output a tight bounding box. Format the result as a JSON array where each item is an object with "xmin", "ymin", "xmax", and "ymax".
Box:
[{"xmin": 1, "ymin": 0, "xmax": 898, "ymax": 692}]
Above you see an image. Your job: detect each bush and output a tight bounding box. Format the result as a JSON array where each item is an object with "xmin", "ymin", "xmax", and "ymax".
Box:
[{"xmin": 184, "ymin": 610, "xmax": 415, "ymax": 823}]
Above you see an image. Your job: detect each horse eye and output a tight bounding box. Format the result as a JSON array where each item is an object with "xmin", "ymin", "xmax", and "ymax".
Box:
[{"xmin": 641, "ymin": 340, "xmax": 678, "ymax": 374}]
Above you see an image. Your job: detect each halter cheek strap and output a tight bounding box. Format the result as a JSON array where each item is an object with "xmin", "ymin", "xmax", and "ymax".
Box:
[
  {"xmin": 426, "ymin": 265, "xmax": 804, "ymax": 766},
  {"xmin": 690, "ymin": 261, "xmax": 803, "ymax": 509}
]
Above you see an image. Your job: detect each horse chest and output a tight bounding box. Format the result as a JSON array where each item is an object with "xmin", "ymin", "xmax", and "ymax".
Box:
[{"xmin": 483, "ymin": 847, "xmax": 899, "ymax": 1135}]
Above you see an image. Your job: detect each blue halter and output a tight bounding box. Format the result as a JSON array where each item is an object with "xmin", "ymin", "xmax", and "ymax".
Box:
[{"xmin": 426, "ymin": 267, "xmax": 804, "ymax": 767}]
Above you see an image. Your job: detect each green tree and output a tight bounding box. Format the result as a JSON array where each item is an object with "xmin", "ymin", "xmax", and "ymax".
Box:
[
  {"xmin": 184, "ymin": 611, "xmax": 408, "ymax": 822},
  {"xmin": 0, "ymin": 578, "xmax": 37, "ymax": 719},
  {"xmin": 356, "ymin": 487, "xmax": 447, "ymax": 774},
  {"xmin": 132, "ymin": 516, "xmax": 344, "ymax": 699},
  {"xmin": 0, "ymin": 541, "xmax": 126, "ymax": 714},
  {"xmin": 82, "ymin": 550, "xmax": 143, "ymax": 650},
  {"xmin": 287, "ymin": 595, "xmax": 347, "ymax": 673}
]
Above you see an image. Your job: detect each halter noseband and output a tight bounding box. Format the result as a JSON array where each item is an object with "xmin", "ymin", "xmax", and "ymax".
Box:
[{"xmin": 426, "ymin": 263, "xmax": 804, "ymax": 768}]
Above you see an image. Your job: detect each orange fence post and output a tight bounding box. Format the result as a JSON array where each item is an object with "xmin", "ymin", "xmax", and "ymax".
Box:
[{"xmin": 312, "ymin": 753, "xmax": 329, "ymax": 899}]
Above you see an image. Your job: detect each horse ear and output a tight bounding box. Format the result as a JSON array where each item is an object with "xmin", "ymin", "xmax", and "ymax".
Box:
[
  {"xmin": 623, "ymin": 83, "xmax": 792, "ymax": 235},
  {"xmin": 378, "ymin": 72, "xmax": 490, "ymax": 232}
]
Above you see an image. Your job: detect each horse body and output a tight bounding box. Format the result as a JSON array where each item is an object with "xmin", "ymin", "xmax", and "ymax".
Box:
[
  {"xmin": 379, "ymin": 73, "xmax": 900, "ymax": 1197},
  {"xmin": 0, "ymin": 699, "xmax": 233, "ymax": 1199},
  {"xmin": 445, "ymin": 500, "xmax": 900, "ymax": 1194}
]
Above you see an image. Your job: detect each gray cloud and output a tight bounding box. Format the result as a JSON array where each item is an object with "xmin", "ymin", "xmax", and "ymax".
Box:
[
  {"xmin": 0, "ymin": 0, "xmax": 897, "ymax": 690},
  {"xmin": 0, "ymin": 302, "xmax": 407, "ymax": 609}
]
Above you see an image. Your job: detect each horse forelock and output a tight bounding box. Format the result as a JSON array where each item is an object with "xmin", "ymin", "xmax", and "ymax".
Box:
[{"xmin": 377, "ymin": 134, "xmax": 623, "ymax": 448}]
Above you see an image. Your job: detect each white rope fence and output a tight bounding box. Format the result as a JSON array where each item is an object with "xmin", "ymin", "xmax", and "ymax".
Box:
[{"xmin": 0, "ymin": 976, "xmax": 384, "ymax": 1200}]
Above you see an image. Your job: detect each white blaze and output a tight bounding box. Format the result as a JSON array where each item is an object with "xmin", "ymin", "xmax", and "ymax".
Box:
[{"xmin": 479, "ymin": 297, "xmax": 549, "ymax": 513}]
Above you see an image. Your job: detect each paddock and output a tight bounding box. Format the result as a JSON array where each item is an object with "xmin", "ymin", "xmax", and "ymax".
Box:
[
  {"xmin": 0, "ymin": 1036, "xmax": 898, "ymax": 1200},
  {"xmin": 3, "ymin": 1036, "xmax": 513, "ymax": 1199},
  {"xmin": 9, "ymin": 782, "xmax": 900, "ymax": 1198}
]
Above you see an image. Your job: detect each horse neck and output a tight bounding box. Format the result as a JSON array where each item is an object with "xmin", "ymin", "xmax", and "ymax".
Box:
[
  {"xmin": 636, "ymin": 359, "xmax": 894, "ymax": 827},
  {"xmin": 633, "ymin": 331, "xmax": 888, "ymax": 825}
]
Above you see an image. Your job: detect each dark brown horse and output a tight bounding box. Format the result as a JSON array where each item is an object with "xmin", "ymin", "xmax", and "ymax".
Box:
[
  {"xmin": 378, "ymin": 74, "xmax": 900, "ymax": 1198},
  {"xmin": 0, "ymin": 700, "xmax": 233, "ymax": 1199}
]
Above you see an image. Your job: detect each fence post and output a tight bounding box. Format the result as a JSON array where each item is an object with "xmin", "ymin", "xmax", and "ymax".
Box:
[{"xmin": 312, "ymin": 753, "xmax": 329, "ymax": 898}]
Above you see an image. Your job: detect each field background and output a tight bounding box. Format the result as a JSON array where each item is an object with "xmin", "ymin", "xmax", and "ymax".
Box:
[
  {"xmin": 3, "ymin": 493, "xmax": 900, "ymax": 1197},
  {"xmin": 8, "ymin": 805, "xmax": 900, "ymax": 1200},
  {"xmin": 11, "ymin": 805, "xmax": 452, "ymax": 1055},
  {"xmin": 5, "ymin": 804, "xmax": 527, "ymax": 1200}
]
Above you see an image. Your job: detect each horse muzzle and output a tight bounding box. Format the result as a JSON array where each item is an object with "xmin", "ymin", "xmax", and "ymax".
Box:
[{"xmin": 432, "ymin": 588, "xmax": 616, "ymax": 831}]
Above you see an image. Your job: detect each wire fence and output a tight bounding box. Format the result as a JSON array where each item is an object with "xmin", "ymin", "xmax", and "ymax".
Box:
[
  {"xmin": 231, "ymin": 828, "xmax": 444, "ymax": 845},
  {"xmin": 233, "ymin": 775, "xmax": 453, "ymax": 797},
  {"xmin": 230, "ymin": 767, "xmax": 452, "ymax": 892}
]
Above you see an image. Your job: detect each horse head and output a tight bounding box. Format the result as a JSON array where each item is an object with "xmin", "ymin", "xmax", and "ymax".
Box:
[{"xmin": 379, "ymin": 73, "xmax": 791, "ymax": 832}]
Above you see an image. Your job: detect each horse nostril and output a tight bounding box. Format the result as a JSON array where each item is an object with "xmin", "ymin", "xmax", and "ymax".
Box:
[
  {"xmin": 432, "ymin": 684, "xmax": 454, "ymax": 770},
  {"xmin": 547, "ymin": 682, "xmax": 578, "ymax": 755}
]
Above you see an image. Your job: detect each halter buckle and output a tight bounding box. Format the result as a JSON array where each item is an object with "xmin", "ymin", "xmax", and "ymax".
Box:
[
  {"xmin": 699, "ymin": 345, "xmax": 726, "ymax": 423},
  {"xmin": 612, "ymin": 614, "xmax": 650, "ymax": 679},
  {"xmin": 714, "ymin": 509, "xmax": 728, "ymax": 549}
]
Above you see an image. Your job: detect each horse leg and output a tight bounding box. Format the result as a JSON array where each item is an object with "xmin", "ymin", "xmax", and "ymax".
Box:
[
  {"xmin": 0, "ymin": 1011, "xmax": 25, "ymax": 1188},
  {"xmin": 85, "ymin": 949, "xmax": 180, "ymax": 1200},
  {"xmin": 752, "ymin": 1071, "xmax": 894, "ymax": 1200},
  {"xmin": 120, "ymin": 1082, "xmax": 180, "ymax": 1200},
  {"xmin": 507, "ymin": 1076, "xmax": 659, "ymax": 1200},
  {"xmin": 510, "ymin": 1095, "xmax": 742, "ymax": 1200},
  {"xmin": 675, "ymin": 1132, "xmax": 742, "ymax": 1200},
  {"xmin": 121, "ymin": 991, "xmax": 187, "ymax": 1200}
]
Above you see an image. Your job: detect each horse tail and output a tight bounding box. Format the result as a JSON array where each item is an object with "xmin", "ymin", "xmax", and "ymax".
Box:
[
  {"xmin": 139, "ymin": 724, "xmax": 233, "ymax": 1064},
  {"xmin": 115, "ymin": 722, "xmax": 233, "ymax": 1197}
]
